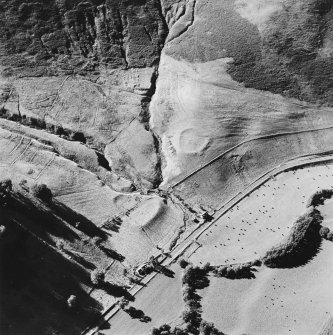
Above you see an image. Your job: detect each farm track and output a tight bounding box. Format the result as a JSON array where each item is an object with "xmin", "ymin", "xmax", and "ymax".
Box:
[
  {"xmin": 34, "ymin": 153, "xmax": 56, "ymax": 181},
  {"xmin": 82, "ymin": 151, "xmax": 333, "ymax": 335},
  {"xmin": 170, "ymin": 125, "xmax": 333, "ymax": 189}
]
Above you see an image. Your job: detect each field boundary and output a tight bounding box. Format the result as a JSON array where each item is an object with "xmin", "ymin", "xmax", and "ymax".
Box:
[
  {"xmin": 82, "ymin": 153, "xmax": 333, "ymax": 335},
  {"xmin": 169, "ymin": 126, "xmax": 333, "ymax": 189}
]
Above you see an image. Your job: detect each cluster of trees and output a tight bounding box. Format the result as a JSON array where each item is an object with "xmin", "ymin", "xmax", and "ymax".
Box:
[
  {"xmin": 151, "ymin": 262, "xmax": 224, "ymax": 335},
  {"xmin": 151, "ymin": 318, "xmax": 223, "ymax": 335},
  {"xmin": 151, "ymin": 324, "xmax": 188, "ymax": 335},
  {"xmin": 1, "ymin": 177, "xmax": 53, "ymax": 203},
  {"xmin": 262, "ymin": 209, "xmax": 322, "ymax": 268},
  {"xmin": 199, "ymin": 321, "xmax": 225, "ymax": 335},
  {"xmin": 182, "ymin": 263, "xmax": 211, "ymax": 288},
  {"xmin": 307, "ymin": 189, "xmax": 333, "ymax": 207},
  {"xmin": 119, "ymin": 298, "xmax": 151, "ymax": 322},
  {"xmin": 212, "ymin": 263, "xmax": 255, "ymax": 280},
  {"xmin": 30, "ymin": 183, "xmax": 53, "ymax": 202},
  {"xmin": 101, "ymin": 216, "xmax": 122, "ymax": 232},
  {"xmin": 18, "ymin": 179, "xmax": 53, "ymax": 203},
  {"xmin": 0, "ymin": 108, "xmax": 87, "ymax": 144},
  {"xmin": 181, "ymin": 263, "xmax": 211, "ymax": 334}
]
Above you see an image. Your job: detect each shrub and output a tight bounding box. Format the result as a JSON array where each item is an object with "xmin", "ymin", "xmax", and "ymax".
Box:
[
  {"xmin": 226, "ymin": 267, "xmax": 236, "ymax": 279},
  {"xmin": 0, "ymin": 107, "xmax": 6, "ymax": 116},
  {"xmin": 307, "ymin": 189, "xmax": 333, "ymax": 207},
  {"xmin": 69, "ymin": 131, "xmax": 86, "ymax": 143},
  {"xmin": 179, "ymin": 258, "xmax": 189, "ymax": 269},
  {"xmin": 30, "ymin": 183, "xmax": 52, "ymax": 202},
  {"xmin": 182, "ymin": 285, "xmax": 193, "ymax": 301},
  {"xmin": 173, "ymin": 328, "xmax": 188, "ymax": 335},
  {"xmin": 182, "ymin": 308, "xmax": 200, "ymax": 324},
  {"xmin": 327, "ymin": 232, "xmax": 333, "ymax": 241},
  {"xmin": 199, "ymin": 320, "xmax": 224, "ymax": 335},
  {"xmin": 150, "ymin": 324, "xmax": 171, "ymax": 335},
  {"xmin": 187, "ymin": 299, "xmax": 201, "ymax": 311},
  {"xmin": 0, "ymin": 179, "xmax": 12, "ymax": 206},
  {"xmin": 218, "ymin": 266, "xmax": 227, "ymax": 277},
  {"xmin": 182, "ymin": 265, "xmax": 202, "ymax": 286},
  {"xmin": 0, "ymin": 179, "xmax": 12, "ymax": 192},
  {"xmin": 151, "ymin": 328, "xmax": 160, "ymax": 335},
  {"xmin": 90, "ymin": 269, "xmax": 105, "ymax": 286},
  {"xmin": 202, "ymin": 262, "xmax": 211, "ymax": 272},
  {"xmin": 119, "ymin": 298, "xmax": 129, "ymax": 310}
]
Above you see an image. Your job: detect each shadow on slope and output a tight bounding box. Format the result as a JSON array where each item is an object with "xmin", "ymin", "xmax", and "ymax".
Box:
[{"xmin": 0, "ymin": 215, "xmax": 108, "ymax": 335}]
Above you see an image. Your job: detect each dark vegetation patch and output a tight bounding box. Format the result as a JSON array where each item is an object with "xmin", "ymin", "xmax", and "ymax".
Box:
[
  {"xmin": 118, "ymin": 298, "xmax": 151, "ymax": 323},
  {"xmin": 0, "ymin": 179, "xmax": 131, "ymax": 334},
  {"xmin": 212, "ymin": 261, "xmax": 259, "ymax": 280},
  {"xmin": 228, "ymin": 0, "xmax": 333, "ymax": 106},
  {"xmin": 306, "ymin": 188, "xmax": 333, "ymax": 207},
  {"xmin": 2, "ymin": 179, "xmax": 126, "ymax": 264},
  {"xmin": 0, "ymin": 108, "xmax": 115, "ymax": 177},
  {"xmin": 30, "ymin": 183, "xmax": 53, "ymax": 202},
  {"xmin": 8, "ymin": 186, "xmax": 106, "ymax": 240},
  {"xmin": 0, "ymin": 108, "xmax": 91, "ymax": 145},
  {"xmin": 0, "ymin": 0, "xmax": 168, "ymax": 76},
  {"xmin": 262, "ymin": 208, "xmax": 323, "ymax": 268},
  {"xmin": 151, "ymin": 262, "xmax": 224, "ymax": 335}
]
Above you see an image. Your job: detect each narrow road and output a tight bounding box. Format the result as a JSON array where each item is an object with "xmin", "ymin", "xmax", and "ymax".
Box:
[
  {"xmin": 82, "ymin": 152, "xmax": 333, "ymax": 335},
  {"xmin": 170, "ymin": 126, "xmax": 333, "ymax": 189}
]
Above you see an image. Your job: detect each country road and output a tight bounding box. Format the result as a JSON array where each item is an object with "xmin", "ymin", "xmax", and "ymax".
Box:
[{"xmin": 82, "ymin": 151, "xmax": 333, "ymax": 335}]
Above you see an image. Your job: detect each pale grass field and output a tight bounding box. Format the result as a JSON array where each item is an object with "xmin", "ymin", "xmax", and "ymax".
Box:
[
  {"xmin": 105, "ymin": 264, "xmax": 184, "ymax": 335},
  {"xmin": 189, "ymin": 164, "xmax": 333, "ymax": 266},
  {"xmin": 201, "ymin": 241, "xmax": 333, "ymax": 335}
]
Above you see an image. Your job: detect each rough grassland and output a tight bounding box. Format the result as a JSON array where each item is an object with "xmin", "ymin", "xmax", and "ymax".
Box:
[
  {"xmin": 0, "ymin": 127, "xmax": 184, "ymax": 266},
  {"xmin": 151, "ymin": 53, "xmax": 333, "ymax": 185}
]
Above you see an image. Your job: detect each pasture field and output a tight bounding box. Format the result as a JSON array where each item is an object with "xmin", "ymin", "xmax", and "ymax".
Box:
[
  {"xmin": 104, "ymin": 264, "xmax": 184, "ymax": 335},
  {"xmin": 188, "ymin": 164, "xmax": 333, "ymax": 266},
  {"xmin": 0, "ymin": 118, "xmax": 133, "ymax": 192},
  {"xmin": 201, "ymin": 240, "xmax": 333, "ymax": 335},
  {"xmin": 106, "ymin": 162, "xmax": 333, "ymax": 335}
]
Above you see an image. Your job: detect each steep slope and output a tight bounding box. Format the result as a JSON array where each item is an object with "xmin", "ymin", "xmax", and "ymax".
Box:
[
  {"xmin": 0, "ymin": 0, "xmax": 168, "ymax": 188},
  {"xmin": 151, "ymin": 0, "xmax": 333, "ymax": 185}
]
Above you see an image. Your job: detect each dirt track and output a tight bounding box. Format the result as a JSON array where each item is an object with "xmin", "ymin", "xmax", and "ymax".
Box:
[{"xmin": 83, "ymin": 153, "xmax": 333, "ymax": 335}]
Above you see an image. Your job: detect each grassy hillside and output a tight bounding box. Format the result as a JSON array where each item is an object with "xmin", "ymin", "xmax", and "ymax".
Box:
[{"xmin": 229, "ymin": 0, "xmax": 333, "ymax": 105}]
